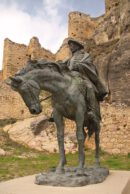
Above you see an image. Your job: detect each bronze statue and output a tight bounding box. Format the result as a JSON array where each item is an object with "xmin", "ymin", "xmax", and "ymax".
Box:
[
  {"xmin": 9, "ymin": 39, "xmax": 109, "ymax": 186},
  {"xmin": 10, "ymin": 60, "xmax": 101, "ymax": 172}
]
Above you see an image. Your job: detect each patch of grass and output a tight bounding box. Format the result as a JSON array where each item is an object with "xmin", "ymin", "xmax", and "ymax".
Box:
[
  {"xmin": 0, "ymin": 129, "xmax": 130, "ymax": 182},
  {"xmin": 0, "ymin": 149, "xmax": 130, "ymax": 182},
  {"xmin": 1, "ymin": 148, "xmax": 130, "ymax": 182},
  {"xmin": 0, "ymin": 153, "xmax": 60, "ymax": 181},
  {"xmin": 100, "ymin": 153, "xmax": 130, "ymax": 170}
]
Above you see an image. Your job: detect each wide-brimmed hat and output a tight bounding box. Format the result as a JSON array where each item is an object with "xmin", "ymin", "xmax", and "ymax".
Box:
[{"xmin": 68, "ymin": 38, "xmax": 84, "ymax": 49}]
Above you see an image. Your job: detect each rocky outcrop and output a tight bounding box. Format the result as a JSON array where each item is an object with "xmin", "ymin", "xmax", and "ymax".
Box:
[
  {"xmin": 87, "ymin": 0, "xmax": 130, "ymax": 106},
  {"xmin": 3, "ymin": 115, "xmax": 77, "ymax": 153},
  {"xmin": 0, "ymin": 148, "xmax": 6, "ymax": 156},
  {"xmin": 106, "ymin": 0, "xmax": 130, "ymax": 105},
  {"xmin": 108, "ymin": 34, "xmax": 130, "ymax": 105}
]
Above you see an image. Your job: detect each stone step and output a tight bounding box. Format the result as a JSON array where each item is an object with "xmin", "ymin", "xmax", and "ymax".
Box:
[{"xmin": 0, "ymin": 171, "xmax": 130, "ymax": 194}]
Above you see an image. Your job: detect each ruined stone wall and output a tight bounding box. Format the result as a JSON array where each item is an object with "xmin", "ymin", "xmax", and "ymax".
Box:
[
  {"xmin": 0, "ymin": 82, "xmax": 31, "ymax": 120},
  {"xmin": 0, "ymin": 71, "xmax": 3, "ymax": 81},
  {"xmin": 68, "ymin": 11, "xmax": 100, "ymax": 41},
  {"xmin": 2, "ymin": 39, "xmax": 28, "ymax": 80},
  {"xmin": 0, "ymin": 37, "xmax": 55, "ymax": 120},
  {"xmin": 0, "ymin": 81, "xmax": 52, "ymax": 120},
  {"xmin": 2, "ymin": 37, "xmax": 55, "ymax": 80},
  {"xmin": 105, "ymin": 0, "xmax": 130, "ymax": 105},
  {"xmin": 85, "ymin": 0, "xmax": 130, "ymax": 106},
  {"xmin": 27, "ymin": 37, "xmax": 55, "ymax": 61},
  {"xmin": 56, "ymin": 38, "xmax": 71, "ymax": 61},
  {"xmin": 86, "ymin": 103, "xmax": 130, "ymax": 155},
  {"xmin": 105, "ymin": 0, "xmax": 120, "ymax": 13},
  {"xmin": 94, "ymin": 1, "xmax": 120, "ymax": 45},
  {"xmin": 56, "ymin": 12, "xmax": 102, "ymax": 61},
  {"xmin": 120, "ymin": 0, "xmax": 130, "ymax": 33},
  {"xmin": 100, "ymin": 104, "xmax": 130, "ymax": 154}
]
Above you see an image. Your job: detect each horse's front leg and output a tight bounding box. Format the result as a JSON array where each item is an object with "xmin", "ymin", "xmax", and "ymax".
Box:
[
  {"xmin": 53, "ymin": 109, "xmax": 66, "ymax": 174},
  {"xmin": 76, "ymin": 107, "xmax": 85, "ymax": 174}
]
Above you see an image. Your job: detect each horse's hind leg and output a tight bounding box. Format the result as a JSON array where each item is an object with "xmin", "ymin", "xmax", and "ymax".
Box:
[
  {"xmin": 88, "ymin": 119, "xmax": 100, "ymax": 167},
  {"xmin": 76, "ymin": 107, "xmax": 86, "ymax": 174},
  {"xmin": 53, "ymin": 110, "xmax": 66, "ymax": 174},
  {"xmin": 95, "ymin": 122, "xmax": 100, "ymax": 167}
]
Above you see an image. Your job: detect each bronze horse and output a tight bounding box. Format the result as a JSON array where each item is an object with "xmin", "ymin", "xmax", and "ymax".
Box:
[{"xmin": 10, "ymin": 59, "xmax": 101, "ymax": 174}]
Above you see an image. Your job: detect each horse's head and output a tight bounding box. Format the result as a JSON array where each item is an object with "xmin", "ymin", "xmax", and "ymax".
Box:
[{"xmin": 10, "ymin": 76, "xmax": 42, "ymax": 115}]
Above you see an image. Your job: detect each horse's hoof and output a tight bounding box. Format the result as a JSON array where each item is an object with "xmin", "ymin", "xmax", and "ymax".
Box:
[
  {"xmin": 93, "ymin": 162, "xmax": 100, "ymax": 169},
  {"xmin": 55, "ymin": 167, "xmax": 65, "ymax": 174},
  {"xmin": 76, "ymin": 168, "xmax": 84, "ymax": 176}
]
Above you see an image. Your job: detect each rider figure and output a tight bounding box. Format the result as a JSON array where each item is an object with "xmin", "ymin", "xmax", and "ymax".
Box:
[
  {"xmin": 60, "ymin": 38, "xmax": 107, "ymax": 120},
  {"xmin": 49, "ymin": 38, "xmax": 108, "ymax": 121}
]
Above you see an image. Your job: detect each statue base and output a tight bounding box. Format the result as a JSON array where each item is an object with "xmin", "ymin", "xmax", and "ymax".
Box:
[{"xmin": 35, "ymin": 166, "xmax": 109, "ymax": 187}]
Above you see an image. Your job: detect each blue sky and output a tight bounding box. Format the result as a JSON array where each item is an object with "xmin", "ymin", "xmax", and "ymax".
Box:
[{"xmin": 0, "ymin": 0, "xmax": 105, "ymax": 70}]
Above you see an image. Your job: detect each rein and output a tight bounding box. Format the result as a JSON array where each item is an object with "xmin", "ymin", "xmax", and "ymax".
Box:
[
  {"xmin": 40, "ymin": 95, "xmax": 52, "ymax": 102},
  {"xmin": 27, "ymin": 82, "xmax": 52, "ymax": 102}
]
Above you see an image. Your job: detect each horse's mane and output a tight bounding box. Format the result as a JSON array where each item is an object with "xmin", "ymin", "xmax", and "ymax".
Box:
[{"xmin": 15, "ymin": 59, "xmax": 69, "ymax": 76}]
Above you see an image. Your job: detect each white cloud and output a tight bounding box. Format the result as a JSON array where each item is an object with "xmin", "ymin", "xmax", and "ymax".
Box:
[
  {"xmin": 0, "ymin": 0, "xmax": 105, "ymax": 71},
  {"xmin": 0, "ymin": 1, "xmax": 67, "ymax": 70}
]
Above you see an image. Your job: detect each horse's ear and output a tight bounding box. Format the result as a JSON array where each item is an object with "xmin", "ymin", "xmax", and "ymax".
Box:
[
  {"xmin": 9, "ymin": 76, "xmax": 23, "ymax": 90},
  {"xmin": 9, "ymin": 76, "xmax": 23, "ymax": 83}
]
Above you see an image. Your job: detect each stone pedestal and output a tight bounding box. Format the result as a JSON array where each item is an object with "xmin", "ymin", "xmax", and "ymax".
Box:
[{"xmin": 35, "ymin": 166, "xmax": 109, "ymax": 187}]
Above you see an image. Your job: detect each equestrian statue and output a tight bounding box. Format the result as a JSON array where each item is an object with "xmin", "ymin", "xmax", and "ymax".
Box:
[{"xmin": 9, "ymin": 38, "xmax": 108, "ymax": 175}]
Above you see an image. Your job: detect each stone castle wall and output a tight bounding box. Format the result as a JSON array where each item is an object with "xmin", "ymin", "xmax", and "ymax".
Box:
[
  {"xmin": 2, "ymin": 37, "xmax": 55, "ymax": 80},
  {"xmin": 105, "ymin": 0, "xmax": 120, "ymax": 13},
  {"xmin": 68, "ymin": 11, "xmax": 100, "ymax": 41},
  {"xmin": 0, "ymin": 81, "xmax": 52, "ymax": 120},
  {"xmin": 0, "ymin": 82, "xmax": 31, "ymax": 120},
  {"xmin": 56, "ymin": 11, "xmax": 103, "ymax": 61},
  {"xmin": 2, "ymin": 39, "xmax": 28, "ymax": 79},
  {"xmin": 86, "ymin": 103, "xmax": 130, "ymax": 155},
  {"xmin": 0, "ymin": 37, "xmax": 55, "ymax": 121},
  {"xmin": 0, "ymin": 70, "xmax": 3, "ymax": 80},
  {"xmin": 100, "ymin": 104, "xmax": 130, "ymax": 155},
  {"xmin": 56, "ymin": 38, "xmax": 71, "ymax": 61},
  {"xmin": 27, "ymin": 37, "xmax": 55, "ymax": 61}
]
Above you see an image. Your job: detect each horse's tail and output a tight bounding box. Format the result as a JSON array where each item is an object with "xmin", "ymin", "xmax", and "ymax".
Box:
[
  {"xmin": 88, "ymin": 128, "xmax": 94, "ymax": 138},
  {"xmin": 84, "ymin": 111, "xmax": 101, "ymax": 139}
]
